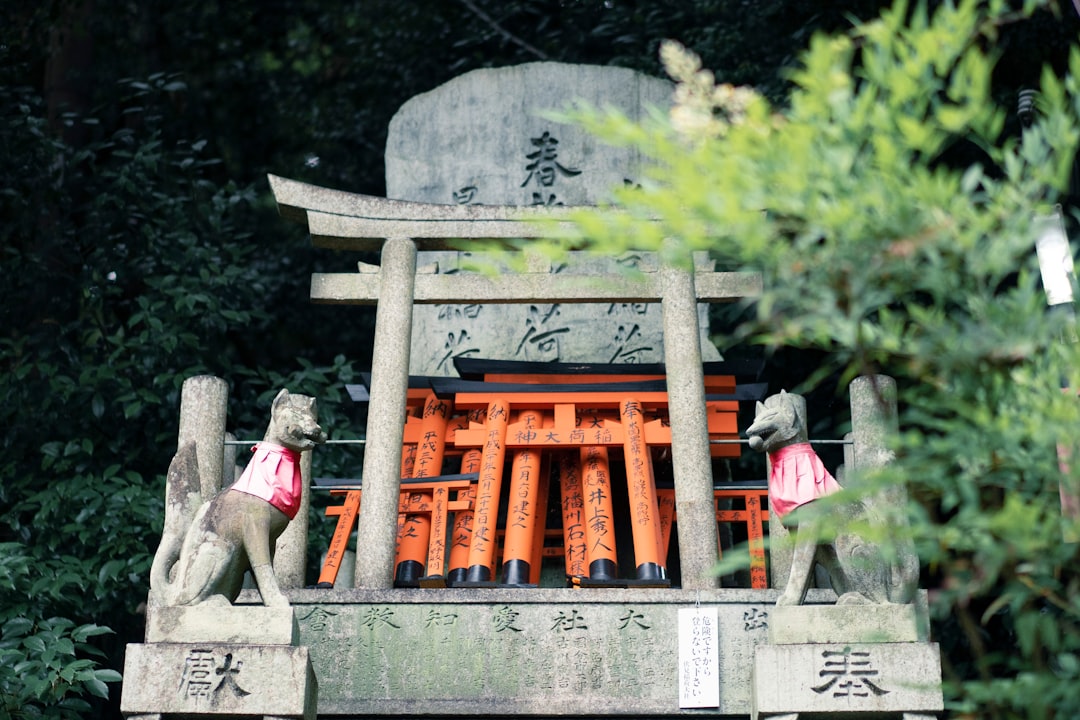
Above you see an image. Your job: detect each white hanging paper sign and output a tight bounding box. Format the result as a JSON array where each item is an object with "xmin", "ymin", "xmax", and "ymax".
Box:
[
  {"xmin": 1035, "ymin": 210, "xmax": 1076, "ymax": 306},
  {"xmin": 678, "ymin": 606, "xmax": 720, "ymax": 708}
]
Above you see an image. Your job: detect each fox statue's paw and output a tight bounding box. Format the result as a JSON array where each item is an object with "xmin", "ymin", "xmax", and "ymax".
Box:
[
  {"xmin": 836, "ymin": 591, "xmax": 874, "ymax": 606},
  {"xmin": 775, "ymin": 590, "xmax": 802, "ymax": 606}
]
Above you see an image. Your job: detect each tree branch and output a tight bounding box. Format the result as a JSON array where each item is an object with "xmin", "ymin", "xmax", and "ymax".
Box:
[{"xmin": 457, "ymin": 0, "xmax": 550, "ymax": 61}]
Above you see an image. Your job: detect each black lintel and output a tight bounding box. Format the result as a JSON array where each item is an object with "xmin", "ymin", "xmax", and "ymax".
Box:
[
  {"xmin": 453, "ymin": 357, "xmax": 667, "ymax": 379},
  {"xmin": 453, "ymin": 356, "xmax": 766, "ymax": 381},
  {"xmin": 357, "ymin": 372, "xmax": 441, "ymax": 391},
  {"xmin": 708, "ymin": 382, "xmax": 769, "ymax": 402},
  {"xmin": 345, "ymin": 378, "xmax": 766, "ymax": 404},
  {"xmin": 428, "ymin": 376, "xmax": 669, "ymax": 399}
]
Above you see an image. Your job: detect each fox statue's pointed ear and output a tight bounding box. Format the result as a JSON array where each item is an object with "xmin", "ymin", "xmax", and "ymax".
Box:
[
  {"xmin": 755, "ymin": 400, "xmax": 765, "ymax": 414},
  {"xmin": 272, "ymin": 388, "xmax": 290, "ymax": 408},
  {"xmin": 779, "ymin": 389, "xmax": 787, "ymax": 397}
]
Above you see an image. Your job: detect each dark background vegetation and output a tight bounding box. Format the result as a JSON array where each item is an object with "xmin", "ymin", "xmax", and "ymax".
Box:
[{"xmin": 2, "ymin": 1, "xmax": 1078, "ymax": 717}]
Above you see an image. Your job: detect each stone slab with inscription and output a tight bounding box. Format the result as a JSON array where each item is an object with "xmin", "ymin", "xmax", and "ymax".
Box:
[
  {"xmin": 267, "ymin": 587, "xmax": 804, "ymax": 716},
  {"xmin": 384, "ymin": 62, "xmax": 722, "ymax": 376},
  {"xmin": 121, "ymin": 643, "xmax": 317, "ymax": 719},
  {"xmin": 751, "ymin": 642, "xmax": 944, "ymax": 719},
  {"xmin": 144, "ymin": 605, "xmax": 299, "ymax": 645}
]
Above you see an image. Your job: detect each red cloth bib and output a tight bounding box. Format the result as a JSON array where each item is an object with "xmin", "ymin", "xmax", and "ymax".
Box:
[
  {"xmin": 231, "ymin": 443, "xmax": 303, "ymax": 520},
  {"xmin": 767, "ymin": 442, "xmax": 841, "ymax": 520}
]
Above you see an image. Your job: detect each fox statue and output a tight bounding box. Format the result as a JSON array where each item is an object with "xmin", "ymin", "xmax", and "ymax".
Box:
[
  {"xmin": 150, "ymin": 389, "xmax": 327, "ymax": 608},
  {"xmin": 745, "ymin": 390, "xmax": 918, "ymax": 606}
]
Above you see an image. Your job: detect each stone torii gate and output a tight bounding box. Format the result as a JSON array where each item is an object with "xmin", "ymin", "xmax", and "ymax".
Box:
[{"xmin": 269, "ymin": 173, "xmax": 762, "ymax": 591}]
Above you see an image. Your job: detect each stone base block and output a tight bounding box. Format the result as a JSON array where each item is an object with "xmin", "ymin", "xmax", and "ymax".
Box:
[
  {"xmin": 121, "ymin": 643, "xmax": 316, "ymax": 719},
  {"xmin": 145, "ymin": 606, "xmax": 298, "ymax": 645},
  {"xmin": 752, "ymin": 642, "xmax": 943, "ymax": 720},
  {"xmin": 768, "ymin": 604, "xmax": 921, "ymax": 645}
]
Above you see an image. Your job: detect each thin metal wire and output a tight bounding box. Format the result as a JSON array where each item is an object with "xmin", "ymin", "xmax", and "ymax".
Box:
[
  {"xmin": 709, "ymin": 438, "xmax": 852, "ymax": 445},
  {"xmin": 225, "ymin": 437, "xmax": 851, "ymax": 446},
  {"xmin": 223, "ymin": 438, "xmax": 367, "ymax": 446}
]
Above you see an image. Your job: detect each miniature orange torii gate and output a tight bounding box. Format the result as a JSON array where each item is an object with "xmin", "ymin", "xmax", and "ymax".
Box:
[
  {"xmin": 268, "ymin": 174, "xmax": 762, "ymax": 590},
  {"xmin": 316, "ymin": 472, "xmax": 477, "ymax": 588},
  {"xmin": 321, "ymin": 380, "xmax": 747, "ymax": 589},
  {"xmin": 442, "ymin": 381, "xmax": 740, "ymax": 586}
]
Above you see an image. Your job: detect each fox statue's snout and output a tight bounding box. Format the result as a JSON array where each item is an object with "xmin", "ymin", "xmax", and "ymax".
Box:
[
  {"xmin": 270, "ymin": 392, "xmax": 327, "ymax": 451},
  {"xmin": 744, "ymin": 391, "xmax": 803, "ymax": 454}
]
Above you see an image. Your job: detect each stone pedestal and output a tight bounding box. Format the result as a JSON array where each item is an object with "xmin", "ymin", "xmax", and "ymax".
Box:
[
  {"xmin": 144, "ymin": 605, "xmax": 299, "ymax": 645},
  {"xmin": 122, "ymin": 607, "xmax": 317, "ymax": 720},
  {"xmin": 767, "ymin": 603, "xmax": 924, "ymax": 645},
  {"xmin": 752, "ymin": 605, "xmax": 943, "ymax": 720}
]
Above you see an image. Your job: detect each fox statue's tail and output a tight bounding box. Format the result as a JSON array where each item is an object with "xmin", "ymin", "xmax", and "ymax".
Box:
[{"xmin": 148, "ymin": 441, "xmax": 202, "ymax": 605}]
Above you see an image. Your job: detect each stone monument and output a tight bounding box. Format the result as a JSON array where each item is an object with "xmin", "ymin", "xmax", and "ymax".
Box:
[{"xmin": 384, "ymin": 61, "xmax": 722, "ymax": 375}]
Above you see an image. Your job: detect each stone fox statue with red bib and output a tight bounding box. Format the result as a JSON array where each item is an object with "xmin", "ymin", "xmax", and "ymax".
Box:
[
  {"xmin": 745, "ymin": 390, "xmax": 917, "ymax": 607},
  {"xmin": 150, "ymin": 389, "xmax": 327, "ymax": 608}
]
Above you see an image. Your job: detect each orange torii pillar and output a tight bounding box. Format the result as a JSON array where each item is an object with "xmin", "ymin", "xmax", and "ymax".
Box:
[
  {"xmin": 399, "ymin": 398, "xmax": 422, "ymax": 478},
  {"xmin": 399, "ymin": 385, "xmax": 447, "ymax": 477},
  {"xmin": 528, "ymin": 425, "xmax": 553, "ymax": 585},
  {"xmin": 447, "ymin": 444, "xmax": 483, "ymax": 585},
  {"xmin": 463, "ymin": 397, "xmax": 510, "ymax": 584},
  {"xmin": 501, "ymin": 409, "xmax": 545, "ymax": 586},
  {"xmin": 557, "ymin": 451, "xmax": 588, "ymax": 581},
  {"xmin": 395, "ymin": 393, "xmax": 452, "ymax": 586},
  {"xmin": 657, "ymin": 480, "xmax": 677, "ymax": 561},
  {"xmin": 620, "ymin": 398, "xmax": 666, "ymax": 582},
  {"xmin": 580, "ymin": 446, "xmax": 619, "ymax": 583}
]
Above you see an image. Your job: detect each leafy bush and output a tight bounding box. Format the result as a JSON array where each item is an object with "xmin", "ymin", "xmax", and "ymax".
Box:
[
  {"xmin": 553, "ymin": 1, "xmax": 1080, "ymax": 717},
  {"xmin": 0, "ymin": 69, "xmax": 362, "ymax": 716},
  {"xmin": 0, "ymin": 543, "xmax": 120, "ymax": 718}
]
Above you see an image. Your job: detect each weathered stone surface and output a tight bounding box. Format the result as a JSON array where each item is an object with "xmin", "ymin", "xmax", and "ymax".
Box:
[
  {"xmin": 121, "ymin": 643, "xmax": 317, "ymax": 719},
  {"xmin": 767, "ymin": 604, "xmax": 921, "ymax": 645},
  {"xmin": 274, "ymin": 448, "xmax": 313, "ymax": 588},
  {"xmin": 381, "ymin": 62, "xmax": 723, "ymax": 375},
  {"xmin": 177, "ymin": 375, "xmax": 229, "ymax": 500},
  {"xmin": 144, "ymin": 606, "xmax": 299, "ymax": 645},
  {"xmin": 267, "ymin": 587, "xmax": 806, "ymax": 716},
  {"xmin": 751, "ymin": 642, "xmax": 943, "ymax": 719},
  {"xmin": 386, "ymin": 62, "xmax": 671, "ymax": 207},
  {"xmin": 353, "ymin": 237, "xmax": 416, "ymax": 590}
]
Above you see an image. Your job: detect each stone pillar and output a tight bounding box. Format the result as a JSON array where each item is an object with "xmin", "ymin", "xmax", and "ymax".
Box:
[
  {"xmin": 849, "ymin": 374, "xmax": 919, "ymax": 604},
  {"xmin": 850, "ymin": 374, "xmax": 898, "ymax": 479},
  {"xmin": 223, "ymin": 432, "xmax": 238, "ymax": 484},
  {"xmin": 660, "ymin": 254, "xmax": 719, "ymax": 590},
  {"xmin": 335, "ymin": 540, "xmax": 357, "ymax": 588},
  {"xmin": 274, "ymin": 449, "xmax": 313, "ymax": 588},
  {"xmin": 177, "ymin": 375, "xmax": 228, "ymax": 500},
  {"xmin": 353, "ymin": 237, "xmax": 417, "ymax": 588}
]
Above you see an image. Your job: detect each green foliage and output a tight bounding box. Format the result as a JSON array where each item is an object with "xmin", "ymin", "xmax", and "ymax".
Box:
[
  {"xmin": 0, "ymin": 547, "xmax": 120, "ymax": 718},
  {"xmin": 554, "ymin": 1, "xmax": 1080, "ymax": 717},
  {"xmin": 0, "ymin": 49, "xmax": 362, "ymax": 718}
]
